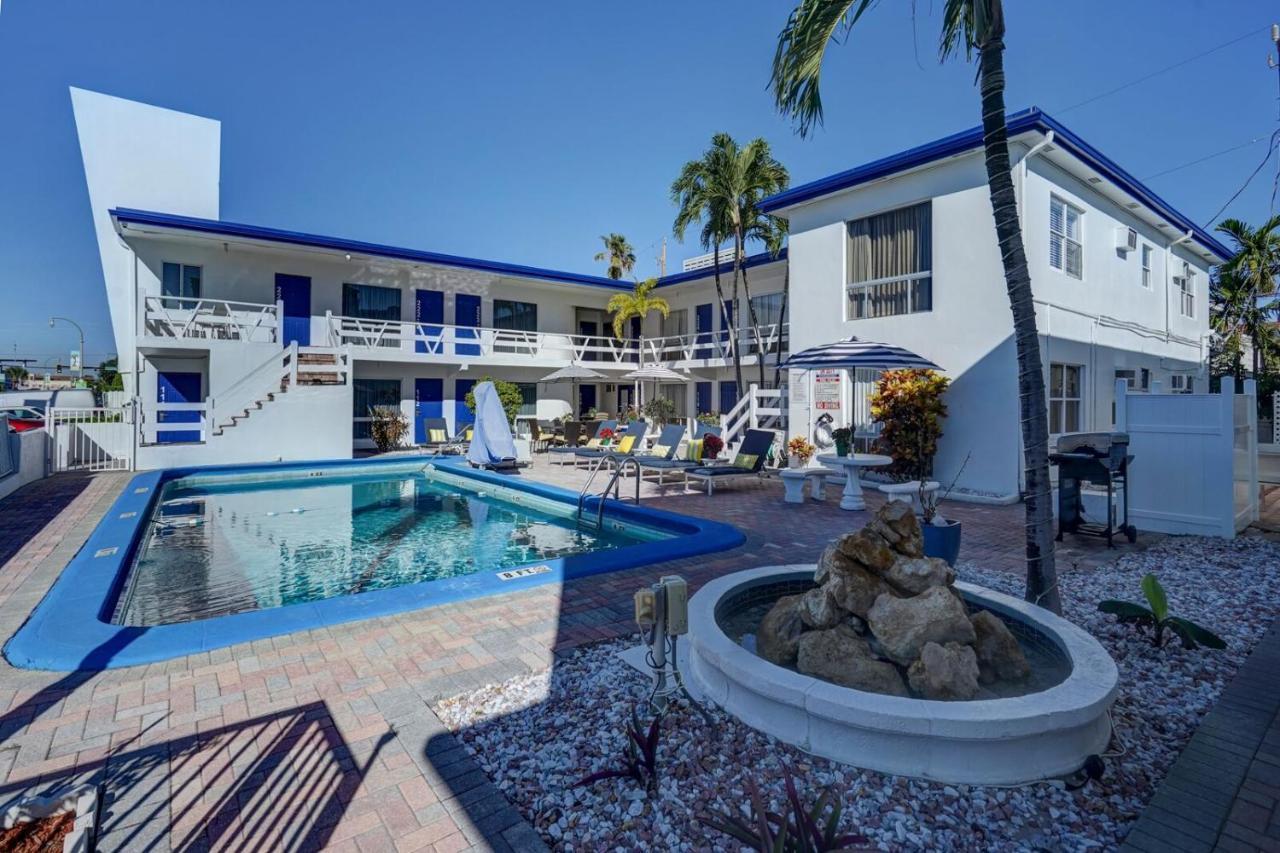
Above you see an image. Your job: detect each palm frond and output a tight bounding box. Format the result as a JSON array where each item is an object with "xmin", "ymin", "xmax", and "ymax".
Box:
[{"xmin": 771, "ymin": 0, "xmax": 874, "ymax": 138}]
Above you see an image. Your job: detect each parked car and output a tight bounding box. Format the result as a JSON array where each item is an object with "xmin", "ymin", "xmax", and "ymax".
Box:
[
  {"xmin": 0, "ymin": 388, "xmax": 96, "ymax": 413},
  {"xmin": 0, "ymin": 406, "xmax": 46, "ymax": 432}
]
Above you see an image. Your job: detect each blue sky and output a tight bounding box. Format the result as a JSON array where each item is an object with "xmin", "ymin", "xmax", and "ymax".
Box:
[{"xmin": 0, "ymin": 1, "xmax": 1275, "ymax": 366}]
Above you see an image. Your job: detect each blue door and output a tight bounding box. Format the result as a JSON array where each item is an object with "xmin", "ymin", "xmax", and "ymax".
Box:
[
  {"xmin": 274, "ymin": 274, "xmax": 311, "ymax": 347},
  {"xmin": 695, "ymin": 381, "xmax": 712, "ymax": 416},
  {"xmin": 157, "ymin": 371, "xmax": 202, "ymax": 444},
  {"xmin": 455, "ymin": 294, "xmax": 481, "ymax": 357},
  {"xmin": 695, "ymin": 304, "xmax": 712, "ymax": 359},
  {"xmin": 719, "ymin": 381, "xmax": 739, "ymax": 414},
  {"xmin": 579, "ymin": 320, "xmax": 598, "ymax": 361},
  {"xmin": 454, "ymin": 378, "xmax": 477, "ymax": 435},
  {"xmin": 579, "ymin": 384, "xmax": 596, "ymax": 417},
  {"xmin": 414, "ymin": 378, "xmax": 443, "ymax": 443},
  {"xmin": 415, "ymin": 290, "xmax": 444, "ymax": 354}
]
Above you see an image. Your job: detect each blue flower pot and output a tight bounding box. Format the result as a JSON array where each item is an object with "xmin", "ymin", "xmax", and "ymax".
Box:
[{"xmin": 922, "ymin": 519, "xmax": 962, "ymax": 567}]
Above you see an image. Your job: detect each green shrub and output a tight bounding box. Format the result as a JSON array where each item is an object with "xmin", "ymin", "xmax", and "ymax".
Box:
[
  {"xmin": 1098, "ymin": 574, "xmax": 1226, "ymax": 650},
  {"xmin": 368, "ymin": 406, "xmax": 408, "ymax": 453},
  {"xmin": 464, "ymin": 377, "xmax": 524, "ymax": 426},
  {"xmin": 869, "ymin": 368, "xmax": 951, "ymax": 480}
]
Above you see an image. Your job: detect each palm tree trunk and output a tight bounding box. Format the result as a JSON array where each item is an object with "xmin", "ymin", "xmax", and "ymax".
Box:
[
  {"xmin": 773, "ymin": 262, "xmax": 790, "ymax": 387},
  {"xmin": 710, "ymin": 248, "xmax": 735, "ymax": 405},
  {"xmin": 978, "ymin": 36, "xmax": 1061, "ymax": 614},
  {"xmin": 729, "ymin": 240, "xmax": 745, "ymax": 396},
  {"xmin": 737, "ymin": 228, "xmax": 768, "ymax": 388}
]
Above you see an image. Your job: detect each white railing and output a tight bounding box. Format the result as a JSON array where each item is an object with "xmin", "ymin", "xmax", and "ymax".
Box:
[
  {"xmin": 48, "ymin": 405, "xmax": 135, "ymax": 472},
  {"xmin": 207, "ymin": 343, "xmax": 299, "ymax": 433},
  {"xmin": 143, "ymin": 295, "xmax": 280, "ymax": 343},
  {"xmin": 325, "ymin": 314, "xmax": 641, "ymax": 365},
  {"xmin": 846, "ymin": 272, "xmax": 932, "ymax": 320},
  {"xmin": 719, "ymin": 384, "xmax": 789, "ymax": 453},
  {"xmin": 719, "ymin": 389, "xmax": 754, "ymax": 450},
  {"xmin": 151, "ymin": 401, "xmax": 208, "ymax": 444},
  {"xmin": 643, "ymin": 323, "xmax": 787, "ymax": 365}
]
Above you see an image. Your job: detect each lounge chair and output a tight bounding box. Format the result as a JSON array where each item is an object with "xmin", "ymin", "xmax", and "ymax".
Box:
[
  {"xmin": 418, "ymin": 417, "xmax": 450, "ymax": 452},
  {"xmin": 634, "ymin": 424, "xmax": 693, "ymax": 485},
  {"xmin": 552, "ymin": 420, "xmax": 582, "ymax": 449},
  {"xmin": 684, "ymin": 429, "xmax": 776, "ymax": 495},
  {"xmin": 574, "ymin": 419, "xmax": 647, "ymax": 467},
  {"xmin": 441, "ymin": 423, "xmax": 476, "ymax": 455},
  {"xmin": 549, "ymin": 419, "xmax": 615, "ymax": 465}
]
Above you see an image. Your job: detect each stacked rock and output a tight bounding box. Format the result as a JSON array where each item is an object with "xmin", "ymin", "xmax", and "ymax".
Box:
[{"xmin": 756, "ymin": 502, "xmax": 1030, "ymax": 700}]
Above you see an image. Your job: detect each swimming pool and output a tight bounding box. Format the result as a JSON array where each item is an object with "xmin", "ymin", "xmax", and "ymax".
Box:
[{"xmin": 6, "ymin": 457, "xmax": 743, "ymax": 670}]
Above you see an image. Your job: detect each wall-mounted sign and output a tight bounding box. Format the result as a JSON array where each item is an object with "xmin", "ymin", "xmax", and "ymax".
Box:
[{"xmin": 814, "ymin": 370, "xmax": 842, "ymax": 411}]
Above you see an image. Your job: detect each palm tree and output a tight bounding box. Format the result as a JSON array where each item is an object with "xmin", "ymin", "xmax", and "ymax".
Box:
[
  {"xmin": 606, "ymin": 277, "xmax": 670, "ymax": 340},
  {"xmin": 594, "ymin": 233, "xmax": 636, "ymax": 281},
  {"xmin": 771, "ymin": 0, "xmax": 1061, "ymax": 613},
  {"xmin": 1216, "ymin": 217, "xmax": 1280, "ymax": 377},
  {"xmin": 3, "ymin": 365, "xmax": 28, "ymax": 388},
  {"xmin": 672, "ymin": 134, "xmax": 790, "ymax": 394},
  {"xmin": 1212, "ymin": 268, "xmax": 1280, "ymax": 382}
]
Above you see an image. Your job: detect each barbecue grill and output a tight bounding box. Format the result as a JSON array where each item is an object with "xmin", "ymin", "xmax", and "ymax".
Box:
[{"xmin": 1049, "ymin": 431, "xmax": 1136, "ymax": 546}]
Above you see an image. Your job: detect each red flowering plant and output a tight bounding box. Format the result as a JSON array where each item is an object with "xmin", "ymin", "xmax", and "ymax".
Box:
[
  {"xmin": 597, "ymin": 427, "xmax": 616, "ymax": 444},
  {"xmin": 702, "ymin": 432, "xmax": 724, "ymax": 460},
  {"xmin": 868, "ymin": 368, "xmax": 951, "ymax": 481}
]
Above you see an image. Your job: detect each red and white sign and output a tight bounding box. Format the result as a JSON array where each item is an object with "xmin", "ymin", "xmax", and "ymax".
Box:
[{"xmin": 814, "ymin": 370, "xmax": 842, "ymax": 411}]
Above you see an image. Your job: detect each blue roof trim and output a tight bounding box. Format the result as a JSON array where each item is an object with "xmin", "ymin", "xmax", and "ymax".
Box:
[
  {"xmin": 759, "ymin": 108, "xmax": 1230, "ymax": 262},
  {"xmin": 110, "ymin": 208, "xmax": 787, "ymax": 290}
]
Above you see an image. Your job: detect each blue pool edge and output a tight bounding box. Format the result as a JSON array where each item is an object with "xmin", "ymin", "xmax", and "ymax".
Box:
[{"xmin": 4, "ymin": 455, "xmax": 745, "ymax": 671}]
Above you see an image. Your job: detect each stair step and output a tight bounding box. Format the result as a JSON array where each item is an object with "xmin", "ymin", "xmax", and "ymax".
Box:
[
  {"xmin": 298, "ymin": 353, "xmax": 337, "ymax": 365},
  {"xmin": 297, "ymin": 373, "xmax": 343, "ymax": 385}
]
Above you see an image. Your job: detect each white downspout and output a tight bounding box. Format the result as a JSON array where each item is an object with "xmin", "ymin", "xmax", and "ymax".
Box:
[{"xmin": 1014, "ymin": 131, "xmax": 1054, "ymax": 493}]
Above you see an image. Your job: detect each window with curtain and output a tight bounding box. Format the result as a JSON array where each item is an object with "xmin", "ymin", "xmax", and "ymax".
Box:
[
  {"xmin": 1175, "ymin": 263, "xmax": 1195, "ymax": 318},
  {"xmin": 749, "ymin": 292, "xmax": 785, "ymax": 328},
  {"xmin": 352, "ymin": 378, "xmax": 401, "ymax": 439},
  {"xmin": 493, "ymin": 299, "xmax": 538, "ymax": 332},
  {"xmin": 162, "ymin": 263, "xmax": 202, "ymax": 309},
  {"xmin": 658, "ymin": 383, "xmax": 687, "ymax": 417},
  {"xmin": 1048, "ymin": 363, "xmax": 1083, "ymax": 435},
  {"xmin": 342, "ymin": 283, "xmax": 401, "ymax": 321},
  {"xmin": 1169, "ymin": 374, "xmax": 1194, "ymax": 393},
  {"xmin": 1049, "ymin": 196, "xmax": 1083, "ymax": 279},
  {"xmin": 515, "ymin": 382, "xmax": 537, "ymax": 417},
  {"xmin": 661, "ymin": 308, "xmax": 688, "ymax": 338},
  {"xmin": 846, "ymin": 201, "xmax": 932, "ymax": 319}
]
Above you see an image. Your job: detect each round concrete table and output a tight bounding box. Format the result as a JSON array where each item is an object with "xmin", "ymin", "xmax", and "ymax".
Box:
[{"xmin": 816, "ymin": 453, "xmax": 893, "ymax": 510}]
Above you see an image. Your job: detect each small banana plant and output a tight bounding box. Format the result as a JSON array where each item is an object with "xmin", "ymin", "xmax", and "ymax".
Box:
[
  {"xmin": 574, "ymin": 705, "xmax": 663, "ymax": 792},
  {"xmin": 699, "ymin": 765, "xmax": 868, "ymax": 852},
  {"xmin": 1098, "ymin": 573, "xmax": 1226, "ymax": 651}
]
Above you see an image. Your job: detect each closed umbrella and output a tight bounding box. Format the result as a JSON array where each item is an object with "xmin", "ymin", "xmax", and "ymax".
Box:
[{"xmin": 622, "ymin": 364, "xmax": 690, "ymax": 408}]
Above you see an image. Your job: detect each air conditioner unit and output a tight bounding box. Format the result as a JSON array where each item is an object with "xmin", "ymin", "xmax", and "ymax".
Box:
[{"xmin": 1114, "ymin": 226, "xmax": 1137, "ymax": 253}]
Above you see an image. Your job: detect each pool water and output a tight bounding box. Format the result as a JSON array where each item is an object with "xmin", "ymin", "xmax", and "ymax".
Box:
[{"xmin": 113, "ymin": 469, "xmax": 663, "ymax": 626}]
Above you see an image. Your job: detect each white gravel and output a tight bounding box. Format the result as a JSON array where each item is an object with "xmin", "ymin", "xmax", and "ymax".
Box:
[{"xmin": 434, "ymin": 535, "xmax": 1280, "ymax": 852}]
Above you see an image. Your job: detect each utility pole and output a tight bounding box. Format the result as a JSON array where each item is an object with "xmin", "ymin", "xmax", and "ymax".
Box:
[
  {"xmin": 658, "ymin": 237, "xmax": 667, "ymax": 277},
  {"xmin": 1269, "ymin": 25, "xmax": 1280, "ymax": 213}
]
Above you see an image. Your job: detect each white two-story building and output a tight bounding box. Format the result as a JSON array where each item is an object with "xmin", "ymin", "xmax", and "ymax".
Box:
[{"xmin": 72, "ymin": 89, "xmax": 1224, "ymax": 499}]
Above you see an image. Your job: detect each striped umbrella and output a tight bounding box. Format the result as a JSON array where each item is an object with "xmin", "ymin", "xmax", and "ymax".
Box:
[{"xmin": 780, "ymin": 337, "xmax": 940, "ymax": 371}]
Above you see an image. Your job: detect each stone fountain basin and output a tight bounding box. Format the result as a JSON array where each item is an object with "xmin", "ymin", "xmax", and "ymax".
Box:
[{"xmin": 687, "ymin": 565, "xmax": 1119, "ymax": 785}]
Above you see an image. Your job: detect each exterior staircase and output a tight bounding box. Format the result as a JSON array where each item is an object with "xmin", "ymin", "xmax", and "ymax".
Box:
[{"xmin": 211, "ymin": 344, "xmax": 349, "ymax": 437}]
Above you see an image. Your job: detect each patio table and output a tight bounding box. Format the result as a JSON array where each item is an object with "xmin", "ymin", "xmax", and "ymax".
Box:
[{"xmin": 816, "ymin": 453, "xmax": 893, "ymax": 510}]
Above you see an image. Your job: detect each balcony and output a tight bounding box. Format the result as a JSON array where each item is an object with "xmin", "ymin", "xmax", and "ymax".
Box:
[
  {"xmin": 642, "ymin": 323, "xmax": 788, "ymax": 368},
  {"xmin": 143, "ymin": 296, "xmax": 279, "ymax": 343},
  {"xmin": 846, "ymin": 272, "xmax": 932, "ymax": 320}
]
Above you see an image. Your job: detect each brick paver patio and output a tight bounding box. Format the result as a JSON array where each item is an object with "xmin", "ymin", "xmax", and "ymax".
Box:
[{"xmin": 0, "ymin": 457, "xmax": 1158, "ymax": 850}]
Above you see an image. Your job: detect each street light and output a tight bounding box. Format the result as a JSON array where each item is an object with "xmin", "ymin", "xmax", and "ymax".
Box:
[{"xmin": 49, "ymin": 316, "xmax": 85, "ymax": 379}]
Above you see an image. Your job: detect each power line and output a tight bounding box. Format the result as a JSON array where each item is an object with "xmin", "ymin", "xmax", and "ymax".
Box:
[
  {"xmin": 1142, "ymin": 134, "xmax": 1270, "ymax": 180},
  {"xmin": 1056, "ymin": 26, "xmax": 1269, "ymax": 115},
  {"xmin": 1206, "ymin": 129, "xmax": 1280, "ymax": 224}
]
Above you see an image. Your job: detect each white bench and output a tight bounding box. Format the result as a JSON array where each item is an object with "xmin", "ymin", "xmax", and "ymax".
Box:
[
  {"xmin": 780, "ymin": 468, "xmax": 830, "ymax": 504},
  {"xmin": 877, "ymin": 480, "xmax": 939, "ymax": 513}
]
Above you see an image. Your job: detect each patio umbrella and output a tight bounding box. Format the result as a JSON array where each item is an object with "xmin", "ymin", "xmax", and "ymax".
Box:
[
  {"xmin": 622, "ymin": 364, "xmax": 690, "ymax": 408},
  {"xmin": 538, "ymin": 364, "xmax": 604, "ymax": 418},
  {"xmin": 780, "ymin": 337, "xmax": 940, "ymax": 441}
]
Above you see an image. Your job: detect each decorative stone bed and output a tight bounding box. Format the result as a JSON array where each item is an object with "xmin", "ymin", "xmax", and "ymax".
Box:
[{"xmin": 688, "ymin": 565, "xmax": 1119, "ymax": 784}]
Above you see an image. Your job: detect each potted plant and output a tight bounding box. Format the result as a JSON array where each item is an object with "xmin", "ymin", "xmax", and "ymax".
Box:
[
  {"xmin": 919, "ymin": 453, "xmax": 968, "ymax": 567},
  {"xmin": 786, "ymin": 435, "xmax": 816, "ymax": 468},
  {"xmin": 702, "ymin": 432, "xmax": 724, "ymax": 460},
  {"xmin": 597, "ymin": 426, "xmax": 616, "ymax": 446},
  {"xmin": 831, "ymin": 426, "xmax": 853, "ymax": 457}
]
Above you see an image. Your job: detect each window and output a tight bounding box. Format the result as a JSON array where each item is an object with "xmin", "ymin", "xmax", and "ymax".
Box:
[
  {"xmin": 658, "ymin": 383, "xmax": 687, "ymax": 418},
  {"xmin": 1049, "ymin": 196, "xmax": 1083, "ymax": 279},
  {"xmin": 493, "ymin": 299, "xmax": 538, "ymax": 332},
  {"xmin": 1169, "ymin": 374, "xmax": 1194, "ymax": 394},
  {"xmin": 846, "ymin": 201, "xmax": 932, "ymax": 319},
  {"xmin": 661, "ymin": 308, "xmax": 688, "ymax": 339},
  {"xmin": 342, "ymin": 283, "xmax": 401, "ymax": 321},
  {"xmin": 514, "ymin": 382, "xmax": 537, "ymax": 418},
  {"xmin": 1141, "ymin": 244, "xmax": 1152, "ymax": 289},
  {"xmin": 749, "ymin": 292, "xmax": 785, "ymax": 328},
  {"xmin": 161, "ymin": 263, "xmax": 201, "ymax": 308},
  {"xmin": 1115, "ymin": 368, "xmax": 1150, "ymax": 393},
  {"xmin": 352, "ymin": 378, "xmax": 401, "ymax": 440},
  {"xmin": 1174, "ymin": 263, "xmax": 1195, "ymax": 318},
  {"xmin": 1048, "ymin": 363, "xmax": 1083, "ymax": 435}
]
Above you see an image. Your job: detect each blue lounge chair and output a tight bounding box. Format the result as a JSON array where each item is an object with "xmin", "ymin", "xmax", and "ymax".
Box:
[
  {"xmin": 574, "ymin": 419, "xmax": 647, "ymax": 466},
  {"xmin": 634, "ymin": 424, "xmax": 694, "ymax": 485},
  {"xmin": 549, "ymin": 419, "xmax": 614, "ymax": 465},
  {"xmin": 684, "ymin": 429, "xmax": 776, "ymax": 495},
  {"xmin": 418, "ymin": 417, "xmax": 450, "ymax": 452}
]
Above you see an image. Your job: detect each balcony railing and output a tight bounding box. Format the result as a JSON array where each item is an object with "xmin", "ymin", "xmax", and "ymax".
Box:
[
  {"xmin": 143, "ymin": 296, "xmax": 279, "ymax": 343},
  {"xmin": 325, "ymin": 314, "xmax": 641, "ymax": 365},
  {"xmin": 846, "ymin": 272, "xmax": 932, "ymax": 320},
  {"xmin": 642, "ymin": 323, "xmax": 788, "ymax": 365}
]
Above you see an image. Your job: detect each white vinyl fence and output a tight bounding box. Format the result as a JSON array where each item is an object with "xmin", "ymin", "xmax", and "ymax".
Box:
[
  {"xmin": 1116, "ymin": 377, "xmax": 1258, "ymax": 538},
  {"xmin": 47, "ymin": 404, "xmax": 136, "ymax": 473}
]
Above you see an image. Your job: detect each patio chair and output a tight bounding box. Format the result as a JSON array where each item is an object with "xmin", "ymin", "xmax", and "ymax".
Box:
[
  {"xmin": 549, "ymin": 419, "xmax": 615, "ymax": 465},
  {"xmin": 574, "ymin": 419, "xmax": 647, "ymax": 466},
  {"xmin": 418, "ymin": 417, "xmax": 450, "ymax": 452},
  {"xmin": 683, "ymin": 429, "xmax": 776, "ymax": 496},
  {"xmin": 441, "ymin": 423, "xmax": 476, "ymax": 455},
  {"xmin": 552, "ymin": 420, "xmax": 582, "ymax": 449},
  {"xmin": 529, "ymin": 420, "xmax": 551, "ymax": 453},
  {"xmin": 634, "ymin": 424, "xmax": 694, "ymax": 486}
]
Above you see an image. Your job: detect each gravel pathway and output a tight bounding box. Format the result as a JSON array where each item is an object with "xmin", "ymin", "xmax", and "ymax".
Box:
[{"xmin": 435, "ymin": 536, "xmax": 1280, "ymax": 852}]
